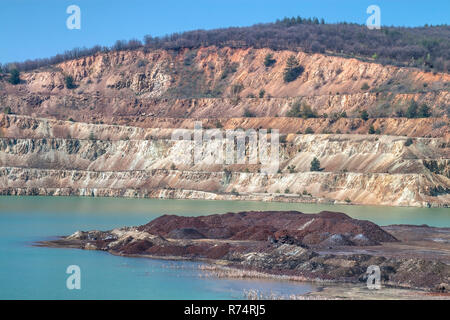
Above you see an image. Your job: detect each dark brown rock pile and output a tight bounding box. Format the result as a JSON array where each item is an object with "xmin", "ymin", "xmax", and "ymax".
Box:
[{"xmin": 138, "ymin": 211, "xmax": 398, "ymax": 246}]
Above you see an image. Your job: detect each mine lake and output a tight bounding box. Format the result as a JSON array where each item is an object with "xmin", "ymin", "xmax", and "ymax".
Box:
[{"xmin": 0, "ymin": 196, "xmax": 448, "ymax": 299}]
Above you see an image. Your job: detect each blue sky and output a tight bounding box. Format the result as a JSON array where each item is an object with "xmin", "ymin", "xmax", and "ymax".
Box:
[{"xmin": 0, "ymin": 0, "xmax": 449, "ymax": 64}]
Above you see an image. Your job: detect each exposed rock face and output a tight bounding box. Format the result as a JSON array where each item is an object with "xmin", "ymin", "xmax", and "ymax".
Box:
[
  {"xmin": 1, "ymin": 113, "xmax": 448, "ymax": 140},
  {"xmin": 40, "ymin": 210, "xmax": 450, "ymax": 292},
  {"xmin": 1, "ymin": 47, "xmax": 449, "ymax": 121},
  {"xmin": 138, "ymin": 211, "xmax": 398, "ymax": 245},
  {"xmin": 0, "ymin": 46, "xmax": 448, "ymax": 207}
]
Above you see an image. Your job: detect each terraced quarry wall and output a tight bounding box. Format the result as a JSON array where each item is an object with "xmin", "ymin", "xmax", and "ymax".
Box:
[
  {"xmin": 1, "ymin": 115, "xmax": 448, "ymax": 207},
  {"xmin": 0, "ymin": 47, "xmax": 448, "ymax": 207}
]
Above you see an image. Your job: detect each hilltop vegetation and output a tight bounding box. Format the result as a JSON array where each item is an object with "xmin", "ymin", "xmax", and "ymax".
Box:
[{"xmin": 1, "ymin": 16, "xmax": 449, "ymax": 73}]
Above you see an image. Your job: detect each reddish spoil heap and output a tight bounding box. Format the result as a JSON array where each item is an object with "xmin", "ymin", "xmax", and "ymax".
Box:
[
  {"xmin": 138, "ymin": 211, "xmax": 398, "ymax": 246},
  {"xmin": 41, "ymin": 210, "xmax": 450, "ymax": 292}
]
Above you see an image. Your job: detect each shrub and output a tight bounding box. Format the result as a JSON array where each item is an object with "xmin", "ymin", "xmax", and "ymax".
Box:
[
  {"xmin": 223, "ymin": 168, "xmax": 232, "ymax": 181},
  {"xmin": 258, "ymin": 89, "xmax": 265, "ymax": 98},
  {"xmin": 283, "ymin": 55, "xmax": 303, "ymax": 82},
  {"xmin": 404, "ymin": 138, "xmax": 413, "ymax": 146},
  {"xmin": 368, "ymin": 125, "xmax": 376, "ymax": 134},
  {"xmin": 137, "ymin": 59, "xmax": 148, "ymax": 68},
  {"xmin": 305, "ymin": 127, "xmax": 314, "ymax": 134},
  {"xmin": 65, "ymin": 75, "xmax": 76, "ymax": 89},
  {"xmin": 395, "ymin": 108, "xmax": 405, "ymax": 117},
  {"xmin": 243, "ymin": 108, "xmax": 255, "ymax": 117},
  {"xmin": 360, "ymin": 110, "xmax": 369, "ymax": 121},
  {"xmin": 3, "ymin": 107, "xmax": 12, "ymax": 114},
  {"xmin": 263, "ymin": 53, "xmax": 276, "ymax": 67},
  {"xmin": 310, "ymin": 157, "xmax": 321, "ymax": 171},
  {"xmin": 406, "ymin": 100, "xmax": 418, "ymax": 118},
  {"xmin": 287, "ymin": 101, "xmax": 317, "ymax": 118},
  {"xmin": 329, "ymin": 111, "xmax": 347, "ymax": 123},
  {"xmin": 361, "ymin": 82, "xmax": 370, "ymax": 90},
  {"xmin": 220, "ymin": 61, "xmax": 239, "ymax": 79},
  {"xmin": 423, "ymin": 160, "xmax": 444, "ymax": 175},
  {"xmin": 432, "ymin": 121, "xmax": 446, "ymax": 129},
  {"xmin": 231, "ymin": 82, "xmax": 244, "ymax": 96},
  {"xmin": 8, "ymin": 69, "xmax": 20, "ymax": 85},
  {"xmin": 418, "ymin": 104, "xmax": 431, "ymax": 118},
  {"xmin": 404, "ymin": 101, "xmax": 431, "ymax": 118}
]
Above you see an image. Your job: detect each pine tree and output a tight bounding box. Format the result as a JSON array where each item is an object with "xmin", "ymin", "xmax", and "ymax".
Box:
[
  {"xmin": 283, "ymin": 55, "xmax": 303, "ymax": 83},
  {"xmin": 360, "ymin": 110, "xmax": 369, "ymax": 121},
  {"xmin": 8, "ymin": 69, "xmax": 20, "ymax": 85},
  {"xmin": 65, "ymin": 75, "xmax": 76, "ymax": 89},
  {"xmin": 310, "ymin": 157, "xmax": 321, "ymax": 171},
  {"xmin": 263, "ymin": 53, "xmax": 276, "ymax": 67},
  {"xmin": 305, "ymin": 127, "xmax": 314, "ymax": 134},
  {"xmin": 406, "ymin": 100, "xmax": 418, "ymax": 118},
  {"xmin": 418, "ymin": 104, "xmax": 431, "ymax": 118}
]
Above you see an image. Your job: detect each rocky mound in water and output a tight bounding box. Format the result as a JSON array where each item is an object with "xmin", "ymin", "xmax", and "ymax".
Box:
[
  {"xmin": 138, "ymin": 211, "xmax": 398, "ymax": 246},
  {"xmin": 39, "ymin": 211, "xmax": 450, "ymax": 293}
]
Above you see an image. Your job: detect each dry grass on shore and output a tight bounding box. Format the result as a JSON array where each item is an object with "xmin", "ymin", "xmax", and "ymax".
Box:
[
  {"xmin": 198, "ymin": 264, "xmax": 311, "ymax": 282},
  {"xmin": 243, "ymin": 289, "xmax": 340, "ymax": 300},
  {"xmin": 198, "ymin": 264, "xmax": 339, "ymax": 300}
]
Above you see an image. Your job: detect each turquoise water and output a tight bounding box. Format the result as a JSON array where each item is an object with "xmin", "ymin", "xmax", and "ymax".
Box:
[{"xmin": 0, "ymin": 196, "xmax": 449, "ymax": 299}]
